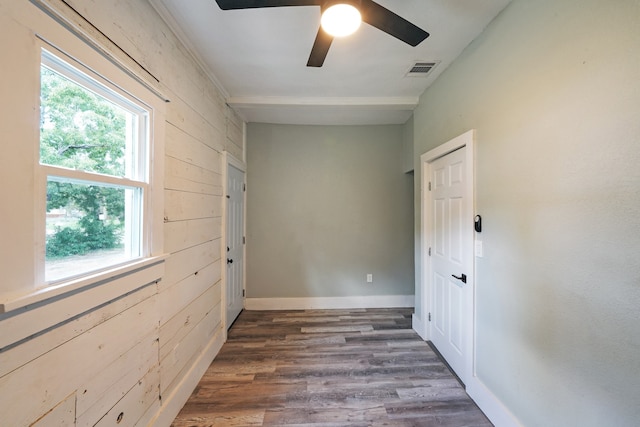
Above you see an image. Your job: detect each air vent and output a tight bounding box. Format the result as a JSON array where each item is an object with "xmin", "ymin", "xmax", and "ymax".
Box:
[{"xmin": 406, "ymin": 61, "xmax": 440, "ymax": 77}]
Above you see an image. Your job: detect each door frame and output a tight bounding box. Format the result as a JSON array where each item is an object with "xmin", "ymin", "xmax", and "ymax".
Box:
[
  {"xmin": 419, "ymin": 129, "xmax": 476, "ymax": 385},
  {"xmin": 221, "ymin": 151, "xmax": 246, "ymax": 334}
]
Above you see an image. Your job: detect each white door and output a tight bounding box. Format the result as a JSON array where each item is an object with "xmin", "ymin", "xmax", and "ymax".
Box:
[
  {"xmin": 428, "ymin": 145, "xmax": 473, "ymax": 382},
  {"xmin": 226, "ymin": 163, "xmax": 244, "ymax": 328}
]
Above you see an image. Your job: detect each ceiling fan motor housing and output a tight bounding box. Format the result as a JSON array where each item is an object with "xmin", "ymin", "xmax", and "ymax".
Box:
[{"xmin": 321, "ymin": 0, "xmax": 361, "ymax": 11}]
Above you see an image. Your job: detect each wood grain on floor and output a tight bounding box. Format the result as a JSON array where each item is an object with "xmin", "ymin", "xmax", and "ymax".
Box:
[{"xmin": 171, "ymin": 308, "xmax": 492, "ymax": 427}]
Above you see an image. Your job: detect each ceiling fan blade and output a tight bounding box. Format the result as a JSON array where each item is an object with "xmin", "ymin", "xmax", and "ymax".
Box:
[
  {"xmin": 359, "ymin": 0, "xmax": 429, "ymax": 46},
  {"xmin": 215, "ymin": 0, "xmax": 321, "ymax": 10},
  {"xmin": 307, "ymin": 27, "xmax": 333, "ymax": 67}
]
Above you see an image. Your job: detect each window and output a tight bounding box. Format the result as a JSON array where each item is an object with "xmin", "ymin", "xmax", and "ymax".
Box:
[
  {"xmin": 0, "ymin": 3, "xmax": 164, "ymax": 317},
  {"xmin": 39, "ymin": 48, "xmax": 150, "ymax": 283}
]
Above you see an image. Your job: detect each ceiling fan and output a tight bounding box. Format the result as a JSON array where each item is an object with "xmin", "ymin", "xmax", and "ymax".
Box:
[{"xmin": 213, "ymin": 0, "xmax": 429, "ymax": 67}]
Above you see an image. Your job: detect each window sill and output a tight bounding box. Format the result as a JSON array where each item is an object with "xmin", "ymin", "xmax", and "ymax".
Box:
[
  {"xmin": 0, "ymin": 255, "xmax": 167, "ymax": 314},
  {"xmin": 0, "ymin": 255, "xmax": 167, "ymax": 350}
]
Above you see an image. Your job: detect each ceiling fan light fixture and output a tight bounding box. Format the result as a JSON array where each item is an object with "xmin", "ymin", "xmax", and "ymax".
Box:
[{"xmin": 321, "ymin": 3, "xmax": 362, "ymax": 37}]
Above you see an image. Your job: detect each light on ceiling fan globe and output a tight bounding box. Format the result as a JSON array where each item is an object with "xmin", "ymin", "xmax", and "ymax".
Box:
[{"xmin": 321, "ymin": 4, "xmax": 362, "ymax": 37}]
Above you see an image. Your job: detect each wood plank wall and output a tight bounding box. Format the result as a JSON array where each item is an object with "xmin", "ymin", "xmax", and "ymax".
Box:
[{"xmin": 0, "ymin": 0, "xmax": 243, "ymax": 425}]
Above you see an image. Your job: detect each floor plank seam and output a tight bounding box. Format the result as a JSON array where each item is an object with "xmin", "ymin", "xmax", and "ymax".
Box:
[{"xmin": 172, "ymin": 308, "xmax": 492, "ymax": 427}]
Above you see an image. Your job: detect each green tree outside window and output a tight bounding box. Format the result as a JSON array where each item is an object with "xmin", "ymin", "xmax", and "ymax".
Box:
[{"xmin": 41, "ymin": 66, "xmax": 129, "ymax": 259}]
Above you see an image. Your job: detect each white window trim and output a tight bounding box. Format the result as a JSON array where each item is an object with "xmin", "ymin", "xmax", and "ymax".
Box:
[
  {"xmin": 38, "ymin": 44, "xmax": 151, "ymax": 284},
  {"xmin": 0, "ymin": 3, "xmax": 165, "ymax": 316}
]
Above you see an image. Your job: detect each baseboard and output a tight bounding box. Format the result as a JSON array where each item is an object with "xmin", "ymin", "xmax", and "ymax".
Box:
[
  {"xmin": 150, "ymin": 328, "xmax": 225, "ymax": 427},
  {"xmin": 467, "ymin": 375, "xmax": 522, "ymax": 427},
  {"xmin": 412, "ymin": 312, "xmax": 427, "ymax": 340},
  {"xmin": 244, "ymin": 295, "xmax": 414, "ymax": 310},
  {"xmin": 412, "ymin": 309, "xmax": 520, "ymax": 427}
]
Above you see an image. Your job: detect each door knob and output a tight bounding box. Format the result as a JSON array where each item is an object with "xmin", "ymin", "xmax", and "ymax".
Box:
[
  {"xmin": 452, "ymin": 273, "xmax": 467, "ymax": 283},
  {"xmin": 227, "ymin": 258, "xmax": 233, "ymax": 264}
]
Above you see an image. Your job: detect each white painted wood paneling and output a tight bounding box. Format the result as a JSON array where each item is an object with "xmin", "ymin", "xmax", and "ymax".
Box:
[
  {"xmin": 0, "ymin": 263, "xmax": 162, "ymax": 350},
  {"xmin": 0, "ymin": 294, "xmax": 158, "ymax": 426},
  {"xmin": 165, "ymin": 155, "xmax": 222, "ymax": 196},
  {"xmin": 226, "ymin": 137, "xmax": 243, "ymax": 161},
  {"xmin": 165, "ymin": 123, "xmax": 222, "ymax": 173},
  {"xmin": 225, "ymin": 107, "xmax": 244, "ymax": 161},
  {"xmin": 160, "ymin": 285, "xmax": 222, "ymax": 363},
  {"xmin": 226, "ymin": 108, "xmax": 244, "ymax": 148},
  {"xmin": 92, "ymin": 364, "xmax": 160, "ymax": 427},
  {"xmin": 159, "ymin": 270, "xmax": 221, "ymax": 325},
  {"xmin": 0, "ymin": 283, "xmax": 156, "ymax": 379},
  {"xmin": 161, "ymin": 305, "xmax": 222, "ymax": 396},
  {"xmin": 31, "ymin": 392, "xmax": 76, "ymax": 427},
  {"xmin": 150, "ymin": 326, "xmax": 225, "ymax": 427},
  {"xmin": 164, "ymin": 217, "xmax": 222, "ymax": 254},
  {"xmin": 75, "ymin": 332, "xmax": 158, "ymax": 426},
  {"xmin": 161, "ymin": 240, "xmax": 221, "ymax": 291},
  {"xmin": 166, "ymin": 96, "xmax": 226, "ymax": 152},
  {"xmin": 226, "ymin": 104, "xmax": 244, "ymax": 130},
  {"xmin": 164, "ymin": 189, "xmax": 221, "ymax": 222},
  {"xmin": 0, "ymin": 0, "xmax": 243, "ymax": 425},
  {"xmin": 0, "ymin": 7, "xmax": 38, "ymax": 297}
]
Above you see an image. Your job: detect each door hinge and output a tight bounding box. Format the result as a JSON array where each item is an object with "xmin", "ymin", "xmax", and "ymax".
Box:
[
  {"xmin": 428, "ymin": 181, "xmax": 432, "ymax": 191},
  {"xmin": 243, "ymin": 183, "xmax": 246, "ymax": 191},
  {"xmin": 242, "ymin": 289, "xmax": 245, "ymax": 297},
  {"xmin": 428, "ymin": 312, "xmax": 431, "ymax": 322},
  {"xmin": 242, "ymin": 236, "xmax": 246, "ymax": 244},
  {"xmin": 428, "ymin": 247, "xmax": 431, "ymax": 256}
]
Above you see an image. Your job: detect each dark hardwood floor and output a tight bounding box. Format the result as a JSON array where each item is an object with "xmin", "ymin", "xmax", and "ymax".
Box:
[{"xmin": 171, "ymin": 308, "xmax": 492, "ymax": 427}]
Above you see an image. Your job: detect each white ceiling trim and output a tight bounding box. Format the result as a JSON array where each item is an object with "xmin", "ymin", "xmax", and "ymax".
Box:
[{"xmin": 227, "ymin": 96, "xmax": 419, "ymax": 110}]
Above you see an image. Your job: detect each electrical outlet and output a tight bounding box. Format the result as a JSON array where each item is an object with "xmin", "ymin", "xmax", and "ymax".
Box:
[
  {"xmin": 475, "ymin": 241, "xmax": 483, "ymax": 257},
  {"xmin": 366, "ymin": 274, "xmax": 373, "ymax": 283}
]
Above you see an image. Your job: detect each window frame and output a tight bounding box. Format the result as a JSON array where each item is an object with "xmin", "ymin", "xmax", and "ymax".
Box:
[
  {"xmin": 0, "ymin": 4, "xmax": 165, "ymax": 315},
  {"xmin": 38, "ymin": 45, "xmax": 151, "ymax": 285}
]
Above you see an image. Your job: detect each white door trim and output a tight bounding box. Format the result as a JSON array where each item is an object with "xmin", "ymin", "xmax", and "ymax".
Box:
[
  {"xmin": 221, "ymin": 151, "xmax": 246, "ymax": 335},
  {"xmin": 419, "ymin": 129, "xmax": 476, "ymax": 385}
]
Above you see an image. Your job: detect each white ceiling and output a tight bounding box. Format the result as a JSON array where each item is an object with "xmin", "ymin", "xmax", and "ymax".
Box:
[{"xmin": 150, "ymin": 0, "xmax": 512, "ymax": 125}]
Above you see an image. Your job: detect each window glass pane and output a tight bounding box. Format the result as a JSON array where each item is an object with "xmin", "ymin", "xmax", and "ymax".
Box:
[
  {"xmin": 40, "ymin": 64, "xmax": 137, "ymax": 178},
  {"xmin": 45, "ymin": 179, "xmax": 142, "ymax": 282},
  {"xmin": 38, "ymin": 49, "xmax": 150, "ymax": 284}
]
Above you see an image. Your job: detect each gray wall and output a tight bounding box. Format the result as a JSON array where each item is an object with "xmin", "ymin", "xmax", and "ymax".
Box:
[
  {"xmin": 246, "ymin": 123, "xmax": 414, "ymax": 299},
  {"xmin": 412, "ymin": 0, "xmax": 640, "ymax": 425}
]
